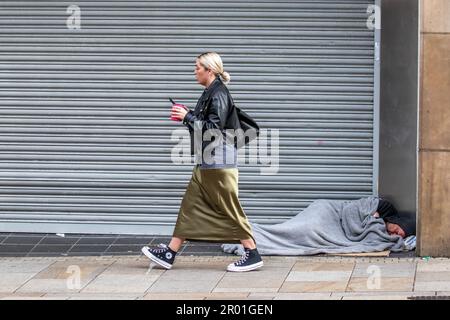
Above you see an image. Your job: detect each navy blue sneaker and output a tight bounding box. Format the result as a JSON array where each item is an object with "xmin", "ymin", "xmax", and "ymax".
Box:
[
  {"xmin": 227, "ymin": 247, "xmax": 264, "ymax": 272},
  {"xmin": 141, "ymin": 243, "xmax": 177, "ymax": 270}
]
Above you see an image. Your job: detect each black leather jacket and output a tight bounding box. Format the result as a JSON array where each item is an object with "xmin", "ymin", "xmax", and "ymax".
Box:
[{"xmin": 182, "ymin": 76, "xmax": 239, "ymax": 156}]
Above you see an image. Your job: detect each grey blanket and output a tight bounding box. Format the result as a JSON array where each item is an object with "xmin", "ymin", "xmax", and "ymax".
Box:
[{"xmin": 222, "ymin": 196, "xmax": 405, "ymax": 256}]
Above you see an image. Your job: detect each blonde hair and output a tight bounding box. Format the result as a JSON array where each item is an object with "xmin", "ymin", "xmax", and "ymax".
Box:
[{"xmin": 197, "ymin": 52, "xmax": 231, "ymax": 85}]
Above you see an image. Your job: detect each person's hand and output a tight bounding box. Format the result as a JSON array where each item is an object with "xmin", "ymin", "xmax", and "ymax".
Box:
[{"xmin": 171, "ymin": 104, "xmax": 189, "ymax": 122}]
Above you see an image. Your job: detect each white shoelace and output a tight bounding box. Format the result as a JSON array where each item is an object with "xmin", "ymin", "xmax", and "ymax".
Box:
[
  {"xmin": 235, "ymin": 250, "xmax": 250, "ymax": 266},
  {"xmin": 152, "ymin": 243, "xmax": 168, "ymax": 253}
]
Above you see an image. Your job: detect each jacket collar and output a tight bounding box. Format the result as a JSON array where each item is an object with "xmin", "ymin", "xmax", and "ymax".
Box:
[
  {"xmin": 197, "ymin": 76, "xmax": 223, "ymax": 115},
  {"xmin": 204, "ymin": 75, "xmax": 222, "ymax": 93}
]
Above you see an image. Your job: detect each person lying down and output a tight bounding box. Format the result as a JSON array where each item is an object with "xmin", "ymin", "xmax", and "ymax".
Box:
[{"xmin": 221, "ymin": 196, "xmax": 416, "ymax": 256}]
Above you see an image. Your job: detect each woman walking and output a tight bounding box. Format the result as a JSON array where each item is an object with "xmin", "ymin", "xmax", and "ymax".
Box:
[{"xmin": 142, "ymin": 52, "xmax": 263, "ymax": 272}]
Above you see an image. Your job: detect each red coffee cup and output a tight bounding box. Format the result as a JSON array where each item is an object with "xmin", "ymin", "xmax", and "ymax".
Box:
[{"xmin": 170, "ymin": 104, "xmax": 189, "ymax": 121}]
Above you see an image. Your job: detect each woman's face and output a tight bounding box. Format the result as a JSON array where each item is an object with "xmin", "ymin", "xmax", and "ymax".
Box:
[
  {"xmin": 194, "ymin": 60, "xmax": 212, "ymax": 87},
  {"xmin": 386, "ymin": 222, "xmax": 406, "ymax": 238}
]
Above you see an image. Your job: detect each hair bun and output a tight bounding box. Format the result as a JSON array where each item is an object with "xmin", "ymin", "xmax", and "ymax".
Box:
[{"xmin": 220, "ymin": 70, "xmax": 231, "ymax": 84}]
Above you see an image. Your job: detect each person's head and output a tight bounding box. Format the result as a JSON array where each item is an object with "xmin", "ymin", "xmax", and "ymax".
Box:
[
  {"xmin": 376, "ymin": 198, "xmax": 414, "ymax": 238},
  {"xmin": 386, "ymin": 222, "xmax": 406, "ymax": 238},
  {"xmin": 195, "ymin": 52, "xmax": 231, "ymax": 87},
  {"xmin": 384, "ymin": 213, "xmax": 416, "ymax": 238}
]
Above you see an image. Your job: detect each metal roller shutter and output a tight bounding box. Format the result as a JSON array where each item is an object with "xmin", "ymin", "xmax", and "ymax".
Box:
[{"xmin": 0, "ymin": 0, "xmax": 378, "ymax": 235}]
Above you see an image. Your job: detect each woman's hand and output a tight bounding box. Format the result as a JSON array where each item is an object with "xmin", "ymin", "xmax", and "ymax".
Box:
[{"xmin": 171, "ymin": 104, "xmax": 189, "ymax": 121}]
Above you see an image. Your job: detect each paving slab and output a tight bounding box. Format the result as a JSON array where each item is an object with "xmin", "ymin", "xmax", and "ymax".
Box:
[{"xmin": 347, "ymin": 277, "xmax": 414, "ymax": 292}]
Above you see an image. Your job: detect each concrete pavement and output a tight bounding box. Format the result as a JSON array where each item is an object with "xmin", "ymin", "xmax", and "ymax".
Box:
[{"xmin": 1, "ymin": 255, "xmax": 449, "ymax": 300}]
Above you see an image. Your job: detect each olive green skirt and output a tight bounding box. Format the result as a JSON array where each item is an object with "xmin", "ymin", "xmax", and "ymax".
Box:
[{"xmin": 172, "ymin": 165, "xmax": 256, "ymax": 244}]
